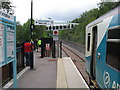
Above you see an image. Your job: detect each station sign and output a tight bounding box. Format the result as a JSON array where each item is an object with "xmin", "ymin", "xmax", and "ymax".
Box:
[
  {"xmin": 0, "ymin": 10, "xmax": 16, "ymax": 65},
  {"xmin": 35, "ymin": 19, "xmax": 54, "ymax": 25},
  {"xmin": 0, "ymin": 10, "xmax": 14, "ymax": 22},
  {"xmin": 0, "ymin": 10, "xmax": 17, "ymax": 88}
]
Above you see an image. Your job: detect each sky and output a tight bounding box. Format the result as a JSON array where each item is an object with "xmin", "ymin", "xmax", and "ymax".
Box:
[{"xmin": 11, "ymin": 0, "xmax": 101, "ymax": 25}]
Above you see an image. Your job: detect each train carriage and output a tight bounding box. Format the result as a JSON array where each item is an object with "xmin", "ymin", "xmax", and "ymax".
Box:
[{"xmin": 85, "ymin": 5, "xmax": 120, "ymax": 88}]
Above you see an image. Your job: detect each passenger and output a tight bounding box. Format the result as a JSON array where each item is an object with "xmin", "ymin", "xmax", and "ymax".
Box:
[
  {"xmin": 34, "ymin": 39, "xmax": 38, "ymax": 52},
  {"xmin": 37, "ymin": 39, "xmax": 42, "ymax": 52},
  {"xmin": 24, "ymin": 40, "xmax": 32, "ymax": 66},
  {"xmin": 30, "ymin": 39, "xmax": 35, "ymax": 50},
  {"xmin": 30, "ymin": 39, "xmax": 34, "ymax": 45}
]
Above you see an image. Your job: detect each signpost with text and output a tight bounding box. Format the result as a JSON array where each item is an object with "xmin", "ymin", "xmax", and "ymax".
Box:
[{"xmin": 53, "ymin": 30, "xmax": 59, "ymax": 41}]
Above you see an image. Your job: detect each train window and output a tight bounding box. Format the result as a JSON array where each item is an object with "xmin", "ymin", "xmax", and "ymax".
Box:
[
  {"xmin": 108, "ymin": 29, "xmax": 120, "ymax": 39},
  {"xmin": 106, "ymin": 29, "xmax": 120, "ymax": 71},
  {"xmin": 87, "ymin": 33, "xmax": 91, "ymax": 51}
]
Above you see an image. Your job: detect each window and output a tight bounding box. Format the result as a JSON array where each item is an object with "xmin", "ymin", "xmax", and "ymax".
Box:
[
  {"xmin": 87, "ymin": 33, "xmax": 91, "ymax": 51},
  {"xmin": 106, "ymin": 28, "xmax": 120, "ymax": 71}
]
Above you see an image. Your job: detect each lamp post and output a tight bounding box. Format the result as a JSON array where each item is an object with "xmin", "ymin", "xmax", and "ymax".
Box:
[{"xmin": 30, "ymin": 0, "xmax": 34, "ymax": 69}]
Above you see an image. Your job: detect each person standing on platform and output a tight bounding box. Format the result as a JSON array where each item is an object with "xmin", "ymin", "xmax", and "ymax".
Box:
[
  {"xmin": 24, "ymin": 40, "xmax": 32, "ymax": 66},
  {"xmin": 37, "ymin": 39, "xmax": 42, "ymax": 52},
  {"xmin": 37, "ymin": 39, "xmax": 42, "ymax": 57},
  {"xmin": 34, "ymin": 39, "xmax": 38, "ymax": 51}
]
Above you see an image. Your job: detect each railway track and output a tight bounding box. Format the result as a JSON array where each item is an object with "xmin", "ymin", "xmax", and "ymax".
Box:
[{"xmin": 60, "ymin": 44, "xmax": 91, "ymax": 89}]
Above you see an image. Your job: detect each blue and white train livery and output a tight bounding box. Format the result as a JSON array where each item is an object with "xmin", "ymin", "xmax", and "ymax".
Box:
[{"xmin": 86, "ymin": 5, "xmax": 120, "ymax": 89}]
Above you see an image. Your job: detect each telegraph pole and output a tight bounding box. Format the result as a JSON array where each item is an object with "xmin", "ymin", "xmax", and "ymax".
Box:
[{"xmin": 30, "ymin": 0, "xmax": 34, "ymax": 69}]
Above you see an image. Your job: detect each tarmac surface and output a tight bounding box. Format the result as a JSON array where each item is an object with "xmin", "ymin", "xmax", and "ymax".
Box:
[
  {"xmin": 10, "ymin": 52, "xmax": 57, "ymax": 88},
  {"xmin": 7, "ymin": 43, "xmax": 89, "ymax": 89}
]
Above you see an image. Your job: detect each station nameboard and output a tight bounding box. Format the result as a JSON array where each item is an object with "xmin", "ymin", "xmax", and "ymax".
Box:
[
  {"xmin": 0, "ymin": 10, "xmax": 16, "ymax": 65},
  {"xmin": 0, "ymin": 9, "xmax": 17, "ymax": 88},
  {"xmin": 0, "ymin": 10, "xmax": 14, "ymax": 22}
]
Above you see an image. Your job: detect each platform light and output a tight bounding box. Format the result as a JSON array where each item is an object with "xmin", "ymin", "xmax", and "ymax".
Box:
[
  {"xmin": 53, "ymin": 26, "xmax": 56, "ymax": 30},
  {"xmin": 56, "ymin": 26, "xmax": 59, "ymax": 30},
  {"xmin": 68, "ymin": 25, "xmax": 70, "ymax": 29},
  {"xmin": 63, "ymin": 25, "xmax": 67, "ymax": 29},
  {"xmin": 49, "ymin": 26, "xmax": 52, "ymax": 30},
  {"xmin": 60, "ymin": 26, "xmax": 62, "ymax": 30},
  {"xmin": 44, "ymin": 22, "xmax": 78, "ymax": 31},
  {"xmin": 71, "ymin": 24, "xmax": 74, "ymax": 29},
  {"xmin": 69, "ymin": 23, "xmax": 78, "ymax": 29},
  {"xmin": 46, "ymin": 26, "xmax": 49, "ymax": 30}
]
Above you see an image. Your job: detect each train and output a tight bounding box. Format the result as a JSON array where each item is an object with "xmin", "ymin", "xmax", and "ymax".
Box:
[{"xmin": 85, "ymin": 5, "xmax": 120, "ymax": 89}]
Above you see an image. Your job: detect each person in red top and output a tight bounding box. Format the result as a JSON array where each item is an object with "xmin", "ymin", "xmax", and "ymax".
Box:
[{"xmin": 24, "ymin": 40, "xmax": 32, "ymax": 66}]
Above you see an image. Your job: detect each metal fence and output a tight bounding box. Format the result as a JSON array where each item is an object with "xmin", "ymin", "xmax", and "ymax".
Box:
[{"xmin": 0, "ymin": 43, "xmax": 25, "ymax": 87}]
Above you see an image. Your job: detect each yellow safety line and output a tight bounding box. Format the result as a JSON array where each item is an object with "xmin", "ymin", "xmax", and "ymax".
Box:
[{"xmin": 56, "ymin": 58, "xmax": 68, "ymax": 88}]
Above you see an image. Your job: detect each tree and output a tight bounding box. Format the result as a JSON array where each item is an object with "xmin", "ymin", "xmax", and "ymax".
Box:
[
  {"xmin": 16, "ymin": 22, "xmax": 23, "ymax": 42},
  {"xmin": 0, "ymin": 0, "xmax": 14, "ymax": 15},
  {"xmin": 16, "ymin": 19, "xmax": 50, "ymax": 42},
  {"xmin": 97, "ymin": 2, "xmax": 115, "ymax": 16},
  {"xmin": 59, "ymin": 1, "xmax": 120, "ymax": 45}
]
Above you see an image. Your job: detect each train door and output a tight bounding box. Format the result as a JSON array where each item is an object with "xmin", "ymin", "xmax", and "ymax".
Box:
[{"xmin": 90, "ymin": 26, "xmax": 97, "ymax": 79}]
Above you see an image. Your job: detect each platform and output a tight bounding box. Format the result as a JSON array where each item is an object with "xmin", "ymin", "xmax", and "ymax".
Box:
[
  {"xmin": 3, "ymin": 52, "xmax": 89, "ymax": 89},
  {"xmin": 6, "ymin": 52, "xmax": 57, "ymax": 88},
  {"xmin": 57, "ymin": 57, "xmax": 89, "ymax": 88}
]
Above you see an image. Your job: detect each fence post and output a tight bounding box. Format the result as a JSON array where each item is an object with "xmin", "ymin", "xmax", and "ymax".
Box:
[
  {"xmin": 41, "ymin": 38, "xmax": 44, "ymax": 58},
  {"xmin": 60, "ymin": 41, "xmax": 62, "ymax": 58},
  {"xmin": 0, "ymin": 67, "xmax": 2, "ymax": 87},
  {"xmin": 30, "ymin": 51, "xmax": 34, "ymax": 69},
  {"xmin": 57, "ymin": 41, "xmax": 59, "ymax": 57},
  {"xmin": 52, "ymin": 41, "xmax": 56, "ymax": 58},
  {"xmin": 22, "ymin": 43, "xmax": 25, "ymax": 67}
]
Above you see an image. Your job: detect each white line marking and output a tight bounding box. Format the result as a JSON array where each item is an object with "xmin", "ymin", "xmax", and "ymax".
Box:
[{"xmin": 68, "ymin": 57, "xmax": 90, "ymax": 89}]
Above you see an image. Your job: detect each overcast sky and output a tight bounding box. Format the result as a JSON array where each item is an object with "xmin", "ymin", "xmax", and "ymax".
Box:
[{"xmin": 11, "ymin": 0, "xmax": 101, "ymax": 24}]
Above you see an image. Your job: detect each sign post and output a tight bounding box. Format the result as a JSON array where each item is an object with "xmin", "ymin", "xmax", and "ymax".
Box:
[
  {"xmin": 53, "ymin": 30, "xmax": 59, "ymax": 41},
  {"xmin": 0, "ymin": 10, "xmax": 17, "ymax": 88},
  {"xmin": 52, "ymin": 30, "xmax": 59, "ymax": 57},
  {"xmin": 35, "ymin": 19, "xmax": 54, "ymax": 26},
  {"xmin": 30, "ymin": 0, "xmax": 34, "ymax": 69}
]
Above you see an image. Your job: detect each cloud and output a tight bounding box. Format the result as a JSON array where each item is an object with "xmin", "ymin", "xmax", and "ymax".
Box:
[
  {"xmin": 11, "ymin": 0, "xmax": 101, "ymax": 24},
  {"xmin": 35, "ymin": 4, "xmax": 98, "ymax": 22}
]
